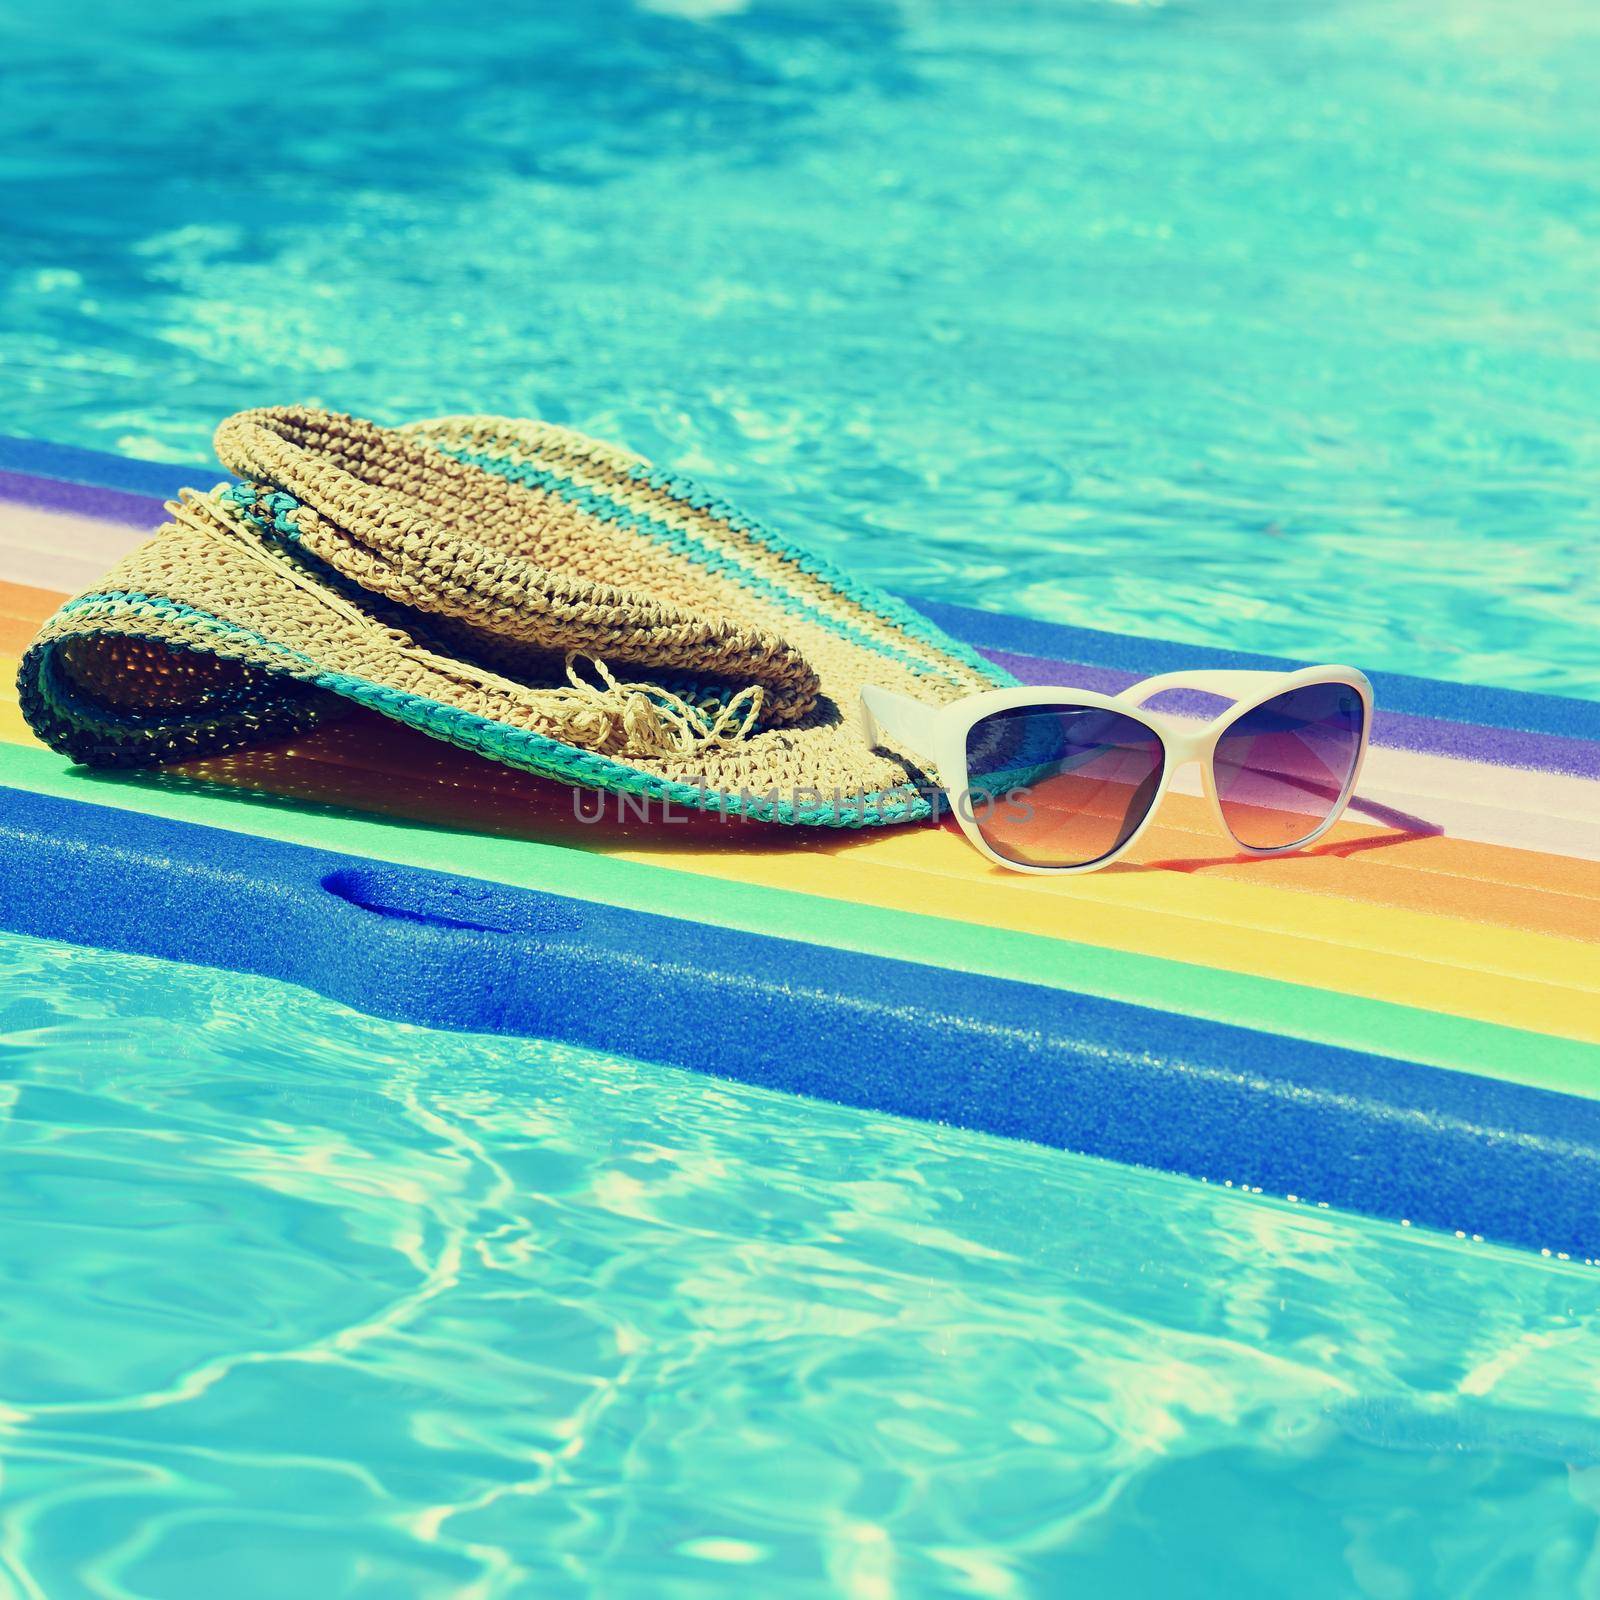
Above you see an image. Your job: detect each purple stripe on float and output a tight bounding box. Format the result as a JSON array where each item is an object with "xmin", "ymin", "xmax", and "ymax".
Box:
[
  {"xmin": 0, "ymin": 469, "xmax": 168, "ymax": 529},
  {"xmin": 4, "ymin": 462, "xmax": 1595, "ymax": 783},
  {"xmin": 981, "ymin": 648, "xmax": 1600, "ymax": 782}
]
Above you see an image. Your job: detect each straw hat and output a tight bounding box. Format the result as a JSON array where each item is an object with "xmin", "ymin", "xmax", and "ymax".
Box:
[{"xmin": 19, "ymin": 407, "xmax": 1009, "ymax": 824}]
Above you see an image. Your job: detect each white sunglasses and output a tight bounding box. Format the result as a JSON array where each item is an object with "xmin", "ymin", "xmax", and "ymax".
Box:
[{"xmin": 860, "ymin": 665, "xmax": 1373, "ymax": 874}]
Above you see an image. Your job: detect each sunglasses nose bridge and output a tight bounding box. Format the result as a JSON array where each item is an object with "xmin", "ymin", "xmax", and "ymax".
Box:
[{"xmin": 1159, "ymin": 725, "xmax": 1211, "ymax": 772}]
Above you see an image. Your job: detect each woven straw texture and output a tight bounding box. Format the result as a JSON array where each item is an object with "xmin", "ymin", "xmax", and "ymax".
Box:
[{"xmin": 17, "ymin": 407, "xmax": 1009, "ymax": 824}]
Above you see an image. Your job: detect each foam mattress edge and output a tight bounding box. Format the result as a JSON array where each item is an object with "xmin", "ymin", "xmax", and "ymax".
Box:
[{"xmin": 4, "ymin": 784, "xmax": 1599, "ymax": 1262}]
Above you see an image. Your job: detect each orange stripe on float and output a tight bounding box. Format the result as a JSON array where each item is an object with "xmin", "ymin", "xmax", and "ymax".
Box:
[
  {"xmin": 2, "ymin": 596, "xmax": 1596, "ymax": 1047},
  {"xmin": 2, "ymin": 665, "xmax": 1594, "ymax": 944},
  {"xmin": 5, "ymin": 695, "xmax": 1592, "ymax": 1042}
]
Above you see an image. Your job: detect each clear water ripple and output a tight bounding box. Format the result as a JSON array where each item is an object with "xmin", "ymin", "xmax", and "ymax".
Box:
[
  {"xmin": 3, "ymin": 931, "xmax": 1600, "ymax": 1595},
  {"xmin": 1, "ymin": 0, "xmax": 1596, "ymax": 696}
]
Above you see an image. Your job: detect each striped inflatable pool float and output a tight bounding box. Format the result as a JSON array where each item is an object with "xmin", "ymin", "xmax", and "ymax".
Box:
[{"xmin": 2, "ymin": 434, "xmax": 1597, "ymax": 1256}]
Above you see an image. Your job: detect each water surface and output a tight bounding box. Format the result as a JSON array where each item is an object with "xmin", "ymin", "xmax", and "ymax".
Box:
[
  {"xmin": 3, "ymin": 931, "xmax": 1600, "ymax": 1596},
  {"xmin": 2, "ymin": 0, "xmax": 1597, "ymax": 694}
]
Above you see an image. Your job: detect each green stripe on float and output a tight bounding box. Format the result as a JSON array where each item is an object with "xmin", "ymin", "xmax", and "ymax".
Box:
[{"xmin": 1, "ymin": 740, "xmax": 1595, "ymax": 1100}]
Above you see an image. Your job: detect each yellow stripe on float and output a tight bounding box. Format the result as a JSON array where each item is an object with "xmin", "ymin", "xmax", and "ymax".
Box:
[{"xmin": 2, "ymin": 649, "xmax": 1595, "ymax": 1044}]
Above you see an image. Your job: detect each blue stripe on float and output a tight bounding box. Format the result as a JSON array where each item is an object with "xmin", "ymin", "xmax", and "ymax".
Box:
[
  {"xmin": 3, "ymin": 786, "xmax": 1599, "ymax": 1261},
  {"xmin": 908, "ymin": 597, "xmax": 1600, "ymax": 741},
  {"xmin": 0, "ymin": 433, "xmax": 197, "ymax": 500}
]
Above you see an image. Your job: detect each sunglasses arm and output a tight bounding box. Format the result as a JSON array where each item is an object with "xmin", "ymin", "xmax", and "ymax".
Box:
[{"xmin": 857, "ymin": 685, "xmax": 944, "ymax": 762}]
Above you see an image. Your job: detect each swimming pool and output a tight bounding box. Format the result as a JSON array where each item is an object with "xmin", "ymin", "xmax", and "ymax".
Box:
[
  {"xmin": 3, "ymin": 0, "xmax": 1597, "ymax": 696},
  {"xmin": 4, "ymin": 0, "xmax": 1599, "ymax": 1591},
  {"xmin": 5, "ymin": 929, "xmax": 1600, "ymax": 1597}
]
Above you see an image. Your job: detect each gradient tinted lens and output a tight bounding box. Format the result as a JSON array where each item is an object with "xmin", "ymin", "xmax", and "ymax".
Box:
[
  {"xmin": 963, "ymin": 706, "xmax": 1164, "ymax": 868},
  {"xmin": 1213, "ymin": 681, "xmax": 1364, "ymax": 849}
]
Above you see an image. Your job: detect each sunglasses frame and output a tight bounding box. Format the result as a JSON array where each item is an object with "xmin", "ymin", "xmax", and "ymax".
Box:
[{"xmin": 859, "ymin": 664, "xmax": 1373, "ymax": 875}]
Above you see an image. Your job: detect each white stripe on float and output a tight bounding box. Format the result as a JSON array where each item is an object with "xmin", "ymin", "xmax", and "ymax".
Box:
[{"xmin": 3, "ymin": 505, "xmax": 1597, "ymax": 860}]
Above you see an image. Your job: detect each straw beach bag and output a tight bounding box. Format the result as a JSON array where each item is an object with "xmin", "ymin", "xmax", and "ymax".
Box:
[{"xmin": 19, "ymin": 407, "xmax": 1010, "ymax": 824}]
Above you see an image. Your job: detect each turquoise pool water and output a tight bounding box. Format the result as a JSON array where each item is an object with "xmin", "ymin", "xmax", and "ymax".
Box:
[
  {"xmin": 6, "ymin": 3, "xmax": 1600, "ymax": 1592},
  {"xmin": 5, "ymin": 929, "xmax": 1600, "ymax": 1597},
  {"xmin": 3, "ymin": 0, "xmax": 1597, "ymax": 696}
]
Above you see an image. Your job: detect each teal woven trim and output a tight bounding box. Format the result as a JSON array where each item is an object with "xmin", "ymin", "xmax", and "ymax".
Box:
[
  {"xmin": 41, "ymin": 592, "xmax": 932, "ymax": 827},
  {"xmin": 624, "ymin": 459, "xmax": 1010, "ymax": 685},
  {"xmin": 56, "ymin": 591, "xmax": 317, "ymax": 670},
  {"xmin": 429, "ymin": 443, "xmax": 1011, "ymax": 689},
  {"xmin": 222, "ymin": 480, "xmax": 304, "ymax": 537}
]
